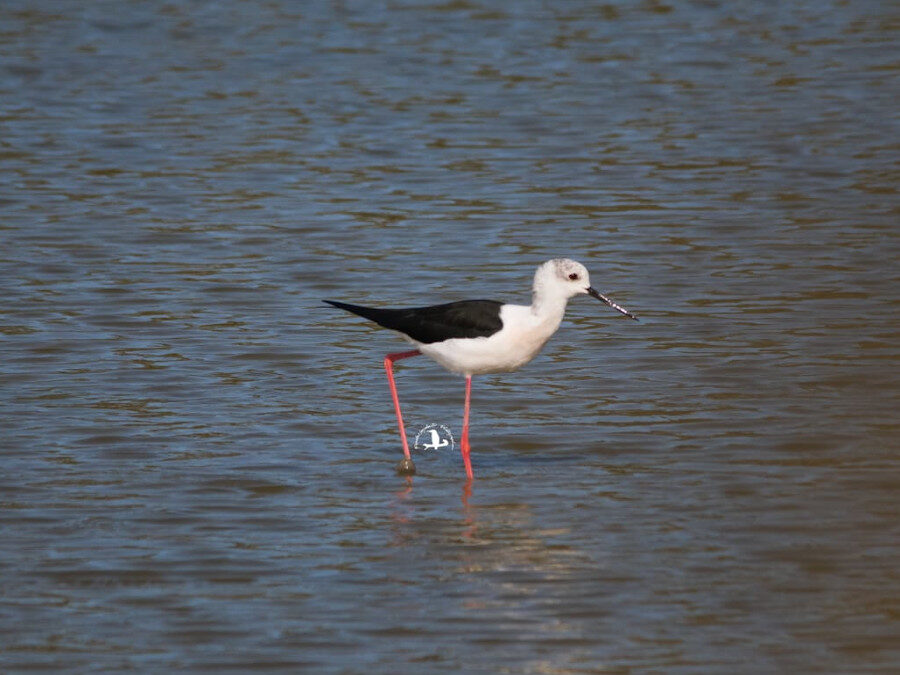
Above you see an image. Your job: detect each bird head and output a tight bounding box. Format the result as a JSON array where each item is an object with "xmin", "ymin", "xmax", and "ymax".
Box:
[{"xmin": 534, "ymin": 259, "xmax": 638, "ymax": 320}]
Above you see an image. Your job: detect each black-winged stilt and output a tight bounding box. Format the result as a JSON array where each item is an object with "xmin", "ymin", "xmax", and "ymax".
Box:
[{"xmin": 325, "ymin": 258, "xmax": 638, "ymax": 480}]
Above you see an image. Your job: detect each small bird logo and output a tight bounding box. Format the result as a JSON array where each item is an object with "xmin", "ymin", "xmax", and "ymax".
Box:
[
  {"xmin": 414, "ymin": 424, "xmax": 454, "ymax": 453},
  {"xmin": 422, "ymin": 428, "xmax": 448, "ymax": 450}
]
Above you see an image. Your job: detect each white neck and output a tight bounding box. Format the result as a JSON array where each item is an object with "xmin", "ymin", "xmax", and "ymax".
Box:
[{"xmin": 530, "ymin": 282, "xmax": 570, "ymax": 322}]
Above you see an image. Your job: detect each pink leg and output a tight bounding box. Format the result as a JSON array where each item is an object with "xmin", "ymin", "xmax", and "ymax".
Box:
[
  {"xmin": 461, "ymin": 375, "xmax": 473, "ymax": 480},
  {"xmin": 384, "ymin": 350, "xmax": 421, "ymax": 460}
]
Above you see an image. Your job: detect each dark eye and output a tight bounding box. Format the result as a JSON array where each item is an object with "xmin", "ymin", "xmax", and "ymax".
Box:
[{"xmin": 568, "ymin": 273, "xmax": 579, "ymax": 280}]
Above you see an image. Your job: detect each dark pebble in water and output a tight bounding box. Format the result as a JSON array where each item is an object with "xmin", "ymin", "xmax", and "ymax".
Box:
[{"xmin": 396, "ymin": 457, "xmax": 416, "ymax": 475}]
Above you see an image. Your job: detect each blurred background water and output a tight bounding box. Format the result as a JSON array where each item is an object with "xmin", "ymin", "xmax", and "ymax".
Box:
[{"xmin": 1, "ymin": 0, "xmax": 898, "ymax": 672}]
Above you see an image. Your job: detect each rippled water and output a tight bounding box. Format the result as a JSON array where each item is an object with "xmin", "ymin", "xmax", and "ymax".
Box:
[{"xmin": 2, "ymin": 1, "xmax": 899, "ymax": 672}]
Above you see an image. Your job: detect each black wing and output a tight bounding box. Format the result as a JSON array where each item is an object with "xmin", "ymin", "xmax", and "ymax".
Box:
[{"xmin": 324, "ymin": 299, "xmax": 504, "ymax": 344}]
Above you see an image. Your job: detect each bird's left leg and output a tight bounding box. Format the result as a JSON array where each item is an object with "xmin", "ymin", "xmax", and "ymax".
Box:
[{"xmin": 384, "ymin": 349, "xmax": 421, "ymax": 474}]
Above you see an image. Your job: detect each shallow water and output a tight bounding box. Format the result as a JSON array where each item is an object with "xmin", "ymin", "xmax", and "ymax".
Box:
[{"xmin": 2, "ymin": 1, "xmax": 899, "ymax": 672}]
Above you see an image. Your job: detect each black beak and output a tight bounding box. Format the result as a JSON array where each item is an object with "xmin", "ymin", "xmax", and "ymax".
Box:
[{"xmin": 587, "ymin": 287, "xmax": 639, "ymax": 321}]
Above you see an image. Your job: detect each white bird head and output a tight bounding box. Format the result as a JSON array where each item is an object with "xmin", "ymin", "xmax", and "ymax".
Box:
[{"xmin": 533, "ymin": 258, "xmax": 638, "ymax": 320}]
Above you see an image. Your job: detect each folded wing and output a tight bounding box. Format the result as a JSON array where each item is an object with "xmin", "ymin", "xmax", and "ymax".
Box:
[{"xmin": 324, "ymin": 299, "xmax": 504, "ymax": 344}]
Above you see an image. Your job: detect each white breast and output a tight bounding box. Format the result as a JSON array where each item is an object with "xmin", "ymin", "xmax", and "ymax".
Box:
[{"xmin": 416, "ymin": 304, "xmax": 565, "ymax": 375}]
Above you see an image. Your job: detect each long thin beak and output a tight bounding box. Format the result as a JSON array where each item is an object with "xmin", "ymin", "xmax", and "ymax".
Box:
[{"xmin": 587, "ymin": 287, "xmax": 639, "ymax": 321}]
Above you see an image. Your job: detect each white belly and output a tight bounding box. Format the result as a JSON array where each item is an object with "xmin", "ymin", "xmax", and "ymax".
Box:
[{"xmin": 415, "ymin": 304, "xmax": 563, "ymax": 375}]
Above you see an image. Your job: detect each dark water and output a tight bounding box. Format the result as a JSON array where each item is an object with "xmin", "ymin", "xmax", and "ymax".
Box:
[{"xmin": 2, "ymin": 1, "xmax": 899, "ymax": 672}]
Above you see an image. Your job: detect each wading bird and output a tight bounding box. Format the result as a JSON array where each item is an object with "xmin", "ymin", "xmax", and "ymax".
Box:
[{"xmin": 325, "ymin": 259, "xmax": 637, "ymax": 480}]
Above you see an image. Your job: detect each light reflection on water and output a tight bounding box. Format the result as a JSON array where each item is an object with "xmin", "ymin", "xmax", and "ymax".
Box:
[{"xmin": 2, "ymin": 0, "xmax": 899, "ymax": 672}]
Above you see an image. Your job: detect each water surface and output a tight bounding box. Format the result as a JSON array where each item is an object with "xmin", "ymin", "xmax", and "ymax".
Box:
[{"xmin": 2, "ymin": 1, "xmax": 899, "ymax": 672}]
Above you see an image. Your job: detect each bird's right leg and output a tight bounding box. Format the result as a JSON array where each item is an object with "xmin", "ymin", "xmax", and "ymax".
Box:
[
  {"xmin": 384, "ymin": 350, "xmax": 421, "ymax": 474},
  {"xmin": 461, "ymin": 375, "xmax": 474, "ymax": 480}
]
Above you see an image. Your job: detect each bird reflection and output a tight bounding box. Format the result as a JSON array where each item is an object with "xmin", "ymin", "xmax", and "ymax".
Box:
[{"xmin": 388, "ymin": 474, "xmax": 478, "ymax": 539}]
